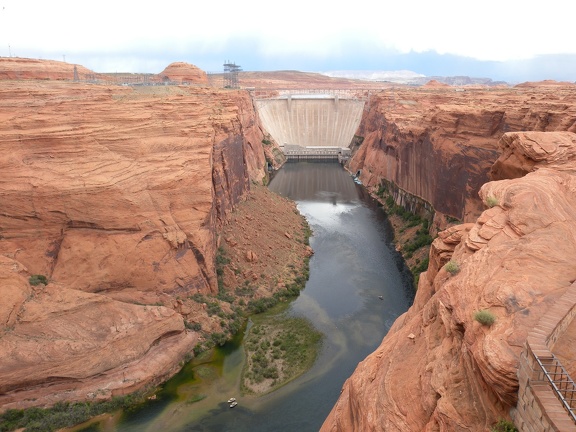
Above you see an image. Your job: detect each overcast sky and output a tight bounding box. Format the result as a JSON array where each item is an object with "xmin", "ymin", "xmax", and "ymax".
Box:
[{"xmin": 1, "ymin": 0, "xmax": 575, "ymax": 83}]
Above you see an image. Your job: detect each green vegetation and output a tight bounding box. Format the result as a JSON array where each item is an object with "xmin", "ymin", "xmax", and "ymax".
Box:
[
  {"xmin": 486, "ymin": 196, "xmax": 499, "ymax": 208},
  {"xmin": 412, "ymin": 257, "xmax": 429, "ymax": 278},
  {"xmin": 216, "ymin": 246, "xmax": 230, "ymax": 279},
  {"xmin": 444, "ymin": 260, "xmax": 460, "ymax": 275},
  {"xmin": 242, "ymin": 313, "xmax": 322, "ymax": 394},
  {"xmin": 28, "ymin": 274, "xmax": 48, "ymax": 286},
  {"xmin": 474, "ymin": 310, "xmax": 496, "ymax": 327},
  {"xmin": 491, "ymin": 419, "xmax": 517, "ymax": 432},
  {"xmin": 185, "ymin": 321, "xmax": 202, "ymax": 331},
  {"xmin": 446, "ymin": 215, "xmax": 460, "ymax": 223},
  {"xmin": 0, "ymin": 391, "xmax": 150, "ymax": 432},
  {"xmin": 378, "ymin": 191, "xmax": 434, "ymax": 286},
  {"xmin": 402, "ymin": 228, "xmax": 433, "ymax": 254}
]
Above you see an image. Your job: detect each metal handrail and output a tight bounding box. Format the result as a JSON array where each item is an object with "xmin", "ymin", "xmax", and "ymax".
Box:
[{"xmin": 534, "ymin": 352, "xmax": 576, "ymax": 424}]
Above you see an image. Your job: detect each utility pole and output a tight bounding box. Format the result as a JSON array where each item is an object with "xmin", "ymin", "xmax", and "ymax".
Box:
[{"xmin": 63, "ymin": 54, "xmax": 66, "ymax": 62}]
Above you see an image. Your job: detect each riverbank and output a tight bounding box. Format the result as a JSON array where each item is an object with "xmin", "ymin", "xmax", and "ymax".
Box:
[
  {"xmin": 184, "ymin": 183, "xmax": 314, "ymax": 354},
  {"xmin": 347, "ymin": 171, "xmax": 434, "ymax": 286}
]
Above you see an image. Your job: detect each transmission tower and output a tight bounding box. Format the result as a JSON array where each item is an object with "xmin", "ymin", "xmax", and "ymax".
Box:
[{"xmin": 223, "ymin": 61, "xmax": 242, "ymax": 89}]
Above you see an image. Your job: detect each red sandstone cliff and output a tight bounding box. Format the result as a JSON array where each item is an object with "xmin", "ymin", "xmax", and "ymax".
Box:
[
  {"xmin": 0, "ymin": 60, "xmax": 272, "ymax": 409},
  {"xmin": 322, "ymin": 131, "xmax": 576, "ymax": 431},
  {"xmin": 349, "ymin": 83, "xmax": 576, "ymax": 224}
]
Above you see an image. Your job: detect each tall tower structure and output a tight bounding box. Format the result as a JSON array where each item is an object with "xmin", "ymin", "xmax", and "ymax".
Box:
[{"xmin": 223, "ymin": 61, "xmax": 242, "ymax": 89}]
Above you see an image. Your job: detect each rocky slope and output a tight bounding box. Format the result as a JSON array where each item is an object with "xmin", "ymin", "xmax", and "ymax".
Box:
[
  {"xmin": 322, "ymin": 131, "xmax": 576, "ymax": 431},
  {"xmin": 0, "ymin": 60, "xmax": 283, "ymax": 409},
  {"xmin": 349, "ymin": 81, "xmax": 576, "ymax": 225}
]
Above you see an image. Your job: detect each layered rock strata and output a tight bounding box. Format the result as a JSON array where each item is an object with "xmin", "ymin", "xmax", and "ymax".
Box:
[
  {"xmin": 0, "ymin": 65, "xmax": 271, "ymax": 409},
  {"xmin": 349, "ymin": 82, "xmax": 576, "ymax": 223},
  {"xmin": 322, "ymin": 131, "xmax": 576, "ymax": 431}
]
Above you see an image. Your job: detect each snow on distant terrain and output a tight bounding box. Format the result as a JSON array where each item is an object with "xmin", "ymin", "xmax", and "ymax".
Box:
[{"xmin": 321, "ymin": 70, "xmax": 425, "ymax": 83}]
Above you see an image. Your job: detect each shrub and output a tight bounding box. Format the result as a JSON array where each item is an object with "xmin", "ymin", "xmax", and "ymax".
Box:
[
  {"xmin": 444, "ymin": 260, "xmax": 460, "ymax": 275},
  {"xmin": 486, "ymin": 196, "xmax": 499, "ymax": 208},
  {"xmin": 412, "ymin": 257, "xmax": 430, "ymax": 276},
  {"xmin": 29, "ymin": 274, "xmax": 48, "ymax": 286},
  {"xmin": 474, "ymin": 310, "xmax": 496, "ymax": 326},
  {"xmin": 403, "ymin": 232, "xmax": 433, "ymax": 253},
  {"xmin": 185, "ymin": 321, "xmax": 202, "ymax": 331},
  {"xmin": 491, "ymin": 419, "xmax": 517, "ymax": 432}
]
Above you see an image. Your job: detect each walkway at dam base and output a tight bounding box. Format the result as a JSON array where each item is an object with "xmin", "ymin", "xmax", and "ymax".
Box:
[
  {"xmin": 513, "ymin": 281, "xmax": 576, "ymax": 431},
  {"xmin": 281, "ymin": 144, "xmax": 351, "ymax": 162}
]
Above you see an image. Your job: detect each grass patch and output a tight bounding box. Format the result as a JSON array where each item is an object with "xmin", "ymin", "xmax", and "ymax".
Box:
[
  {"xmin": 0, "ymin": 391, "xmax": 150, "ymax": 432},
  {"xmin": 242, "ymin": 313, "xmax": 322, "ymax": 395}
]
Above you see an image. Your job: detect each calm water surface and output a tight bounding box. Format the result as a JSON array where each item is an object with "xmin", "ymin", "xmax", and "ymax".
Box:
[{"xmin": 87, "ymin": 162, "xmax": 413, "ymax": 432}]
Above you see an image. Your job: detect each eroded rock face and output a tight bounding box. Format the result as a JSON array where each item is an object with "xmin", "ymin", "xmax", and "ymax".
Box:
[
  {"xmin": 350, "ymin": 83, "xmax": 576, "ymax": 222},
  {"xmin": 490, "ymin": 131, "xmax": 576, "ymax": 180},
  {"xmin": 0, "ymin": 60, "xmax": 271, "ymax": 409},
  {"xmin": 322, "ymin": 132, "xmax": 576, "ymax": 431}
]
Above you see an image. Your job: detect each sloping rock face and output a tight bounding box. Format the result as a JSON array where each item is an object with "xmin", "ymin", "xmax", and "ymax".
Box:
[
  {"xmin": 322, "ymin": 131, "xmax": 576, "ymax": 431},
  {"xmin": 350, "ymin": 83, "xmax": 576, "ymax": 222},
  {"xmin": 0, "ymin": 61, "xmax": 271, "ymax": 409}
]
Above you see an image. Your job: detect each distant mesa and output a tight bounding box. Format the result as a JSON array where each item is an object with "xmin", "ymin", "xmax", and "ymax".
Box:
[
  {"xmin": 423, "ymin": 79, "xmax": 450, "ymax": 88},
  {"xmin": 159, "ymin": 62, "xmax": 209, "ymax": 85},
  {"xmin": 514, "ymin": 79, "xmax": 576, "ymax": 88},
  {"xmin": 0, "ymin": 57, "xmax": 210, "ymax": 86},
  {"xmin": 0, "ymin": 57, "xmax": 95, "ymax": 80}
]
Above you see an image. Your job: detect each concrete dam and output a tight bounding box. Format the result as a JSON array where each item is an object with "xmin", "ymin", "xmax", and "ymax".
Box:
[{"xmin": 254, "ymin": 92, "xmax": 365, "ymax": 159}]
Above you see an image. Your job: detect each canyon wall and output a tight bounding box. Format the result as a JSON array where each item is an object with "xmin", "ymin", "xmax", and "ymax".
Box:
[
  {"xmin": 350, "ymin": 82, "xmax": 576, "ymax": 223},
  {"xmin": 0, "ymin": 60, "xmax": 272, "ymax": 409},
  {"xmin": 322, "ymin": 131, "xmax": 576, "ymax": 431}
]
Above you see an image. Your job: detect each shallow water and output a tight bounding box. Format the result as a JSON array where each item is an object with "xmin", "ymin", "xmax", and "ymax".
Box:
[{"xmin": 83, "ymin": 162, "xmax": 413, "ymax": 432}]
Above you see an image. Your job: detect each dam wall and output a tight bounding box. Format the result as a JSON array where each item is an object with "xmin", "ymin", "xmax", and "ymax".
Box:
[{"xmin": 254, "ymin": 96, "xmax": 365, "ymax": 149}]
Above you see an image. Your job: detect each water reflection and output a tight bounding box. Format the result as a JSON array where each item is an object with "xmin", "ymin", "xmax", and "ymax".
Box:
[{"xmin": 268, "ymin": 162, "xmax": 359, "ymax": 204}]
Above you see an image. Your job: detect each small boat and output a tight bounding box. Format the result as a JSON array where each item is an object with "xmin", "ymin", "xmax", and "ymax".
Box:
[
  {"xmin": 229, "ymin": 401, "xmax": 238, "ymax": 408},
  {"xmin": 227, "ymin": 397, "xmax": 236, "ymax": 403}
]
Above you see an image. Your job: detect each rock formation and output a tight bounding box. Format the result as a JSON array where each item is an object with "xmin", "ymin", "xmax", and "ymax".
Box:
[
  {"xmin": 158, "ymin": 62, "xmax": 209, "ymax": 85},
  {"xmin": 349, "ymin": 83, "xmax": 576, "ymax": 224},
  {"xmin": 322, "ymin": 131, "xmax": 576, "ymax": 431},
  {"xmin": 0, "ymin": 59, "xmax": 273, "ymax": 409}
]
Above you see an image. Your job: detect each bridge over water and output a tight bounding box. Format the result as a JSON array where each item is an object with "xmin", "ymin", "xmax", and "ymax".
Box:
[{"xmin": 252, "ymin": 89, "xmax": 368, "ymax": 160}]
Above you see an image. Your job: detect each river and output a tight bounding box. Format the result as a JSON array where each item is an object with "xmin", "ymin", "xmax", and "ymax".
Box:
[{"xmin": 83, "ymin": 162, "xmax": 413, "ymax": 432}]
